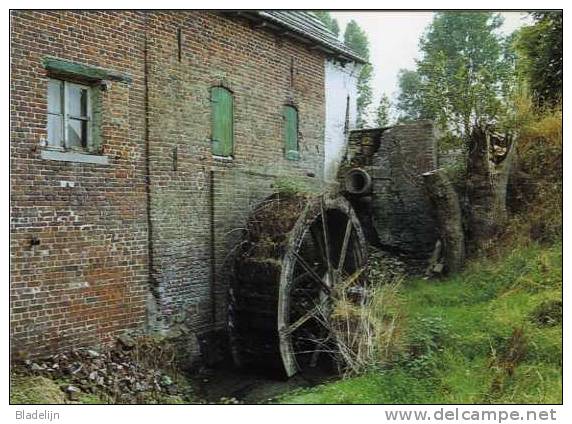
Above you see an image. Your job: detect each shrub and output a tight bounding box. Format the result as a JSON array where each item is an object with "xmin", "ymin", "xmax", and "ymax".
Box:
[{"xmin": 506, "ymin": 100, "xmax": 562, "ymax": 244}]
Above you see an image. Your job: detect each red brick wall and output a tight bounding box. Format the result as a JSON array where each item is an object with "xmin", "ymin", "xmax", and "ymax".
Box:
[
  {"xmin": 11, "ymin": 10, "xmax": 327, "ymax": 363},
  {"xmin": 10, "ymin": 11, "xmax": 149, "ymax": 358},
  {"xmin": 144, "ymin": 12, "xmax": 326, "ymax": 346}
]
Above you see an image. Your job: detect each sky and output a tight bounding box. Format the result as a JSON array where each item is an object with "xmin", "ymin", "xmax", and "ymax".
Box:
[{"xmin": 330, "ymin": 11, "xmax": 532, "ymax": 116}]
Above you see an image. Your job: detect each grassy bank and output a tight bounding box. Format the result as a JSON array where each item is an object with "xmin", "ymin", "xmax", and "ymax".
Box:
[{"xmin": 280, "ymin": 241, "xmax": 562, "ymax": 404}]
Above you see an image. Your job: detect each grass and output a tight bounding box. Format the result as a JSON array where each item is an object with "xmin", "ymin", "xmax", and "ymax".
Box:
[
  {"xmin": 9, "ymin": 372, "xmax": 192, "ymax": 405},
  {"xmin": 279, "ymin": 241, "xmax": 562, "ymax": 404},
  {"xmin": 10, "ymin": 375, "xmax": 67, "ymax": 404}
]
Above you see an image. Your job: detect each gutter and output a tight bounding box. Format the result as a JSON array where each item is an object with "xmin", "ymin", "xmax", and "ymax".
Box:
[{"xmin": 222, "ymin": 11, "xmax": 368, "ymax": 65}]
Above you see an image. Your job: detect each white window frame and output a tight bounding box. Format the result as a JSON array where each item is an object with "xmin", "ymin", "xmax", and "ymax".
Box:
[{"xmin": 47, "ymin": 78, "xmax": 92, "ymax": 151}]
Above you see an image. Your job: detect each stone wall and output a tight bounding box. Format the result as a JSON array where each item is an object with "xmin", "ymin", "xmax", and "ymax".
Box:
[{"xmin": 343, "ymin": 121, "xmax": 439, "ymax": 260}]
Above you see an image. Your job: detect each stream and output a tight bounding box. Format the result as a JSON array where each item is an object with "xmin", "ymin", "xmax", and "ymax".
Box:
[{"xmin": 189, "ymin": 365, "xmax": 333, "ymax": 404}]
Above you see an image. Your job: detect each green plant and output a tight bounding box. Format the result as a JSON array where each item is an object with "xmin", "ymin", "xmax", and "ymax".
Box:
[
  {"xmin": 402, "ymin": 317, "xmax": 452, "ymax": 377},
  {"xmin": 530, "ymin": 300, "xmax": 562, "ymax": 327}
]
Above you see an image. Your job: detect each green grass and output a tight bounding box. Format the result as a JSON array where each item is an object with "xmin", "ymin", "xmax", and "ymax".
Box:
[
  {"xmin": 279, "ymin": 242, "xmax": 562, "ymax": 404},
  {"xmin": 10, "ymin": 375, "xmax": 67, "ymax": 404}
]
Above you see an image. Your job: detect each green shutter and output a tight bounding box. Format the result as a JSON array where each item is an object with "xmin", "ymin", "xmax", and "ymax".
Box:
[
  {"xmin": 211, "ymin": 87, "xmax": 233, "ymax": 157},
  {"xmin": 283, "ymin": 105, "xmax": 299, "ymax": 160}
]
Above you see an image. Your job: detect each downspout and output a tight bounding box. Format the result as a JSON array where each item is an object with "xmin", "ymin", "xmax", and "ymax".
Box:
[{"xmin": 209, "ymin": 170, "xmax": 217, "ymax": 325}]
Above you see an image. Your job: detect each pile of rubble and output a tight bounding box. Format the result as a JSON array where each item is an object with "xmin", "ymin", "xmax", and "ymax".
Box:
[
  {"xmin": 20, "ymin": 336, "xmax": 191, "ymax": 404},
  {"xmin": 367, "ymin": 247, "xmax": 408, "ymax": 284}
]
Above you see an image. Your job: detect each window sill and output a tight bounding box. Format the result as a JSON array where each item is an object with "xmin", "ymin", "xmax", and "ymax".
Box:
[
  {"xmin": 212, "ymin": 155, "xmax": 234, "ymax": 162},
  {"xmin": 41, "ymin": 149, "xmax": 110, "ymax": 165}
]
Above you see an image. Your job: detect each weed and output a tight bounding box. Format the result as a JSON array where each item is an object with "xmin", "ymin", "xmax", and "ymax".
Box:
[{"xmin": 530, "ymin": 300, "xmax": 562, "ymax": 327}]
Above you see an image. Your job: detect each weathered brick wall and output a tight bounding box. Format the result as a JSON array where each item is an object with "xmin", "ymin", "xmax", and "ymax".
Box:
[
  {"xmin": 144, "ymin": 12, "xmax": 326, "ymax": 362},
  {"xmin": 11, "ymin": 11, "xmax": 327, "ymax": 365},
  {"xmin": 10, "ymin": 11, "xmax": 149, "ymax": 358}
]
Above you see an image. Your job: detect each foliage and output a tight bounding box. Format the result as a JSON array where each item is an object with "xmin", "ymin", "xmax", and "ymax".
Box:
[
  {"xmin": 396, "ymin": 69, "xmax": 430, "ymax": 122},
  {"xmin": 515, "ymin": 12, "xmax": 562, "ymax": 107},
  {"xmin": 400, "ymin": 317, "xmax": 451, "ymax": 377},
  {"xmin": 397, "ymin": 12, "xmax": 514, "ymax": 143},
  {"xmin": 505, "ymin": 94, "xmax": 562, "ymax": 244},
  {"xmin": 374, "ymin": 93, "xmax": 392, "ymax": 127},
  {"xmin": 280, "ymin": 242, "xmax": 562, "ymax": 404},
  {"xmin": 343, "ymin": 20, "xmax": 374, "ymax": 128},
  {"xmin": 312, "ymin": 11, "xmax": 340, "ymax": 37}
]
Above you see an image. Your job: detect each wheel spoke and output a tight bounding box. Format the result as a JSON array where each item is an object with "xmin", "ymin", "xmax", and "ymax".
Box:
[
  {"xmin": 310, "ymin": 225, "xmax": 328, "ymax": 266},
  {"xmin": 309, "ymin": 333, "xmax": 333, "ymax": 367},
  {"xmin": 282, "ymin": 302, "xmax": 326, "ymax": 335},
  {"xmin": 309, "ymin": 347, "xmax": 321, "ymax": 367},
  {"xmin": 337, "ymin": 218, "xmax": 353, "ymax": 272},
  {"xmin": 339, "ymin": 268, "xmax": 365, "ymax": 291},
  {"xmin": 292, "ymin": 250, "xmax": 332, "ymax": 296},
  {"xmin": 293, "ymin": 269, "xmax": 312, "ymax": 285},
  {"xmin": 320, "ymin": 198, "xmax": 333, "ymax": 277}
]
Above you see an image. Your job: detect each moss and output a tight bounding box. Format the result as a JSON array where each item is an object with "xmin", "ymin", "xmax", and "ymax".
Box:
[
  {"xmin": 10, "ymin": 375, "xmax": 66, "ymax": 404},
  {"xmin": 77, "ymin": 393, "xmax": 110, "ymax": 404},
  {"xmin": 271, "ymin": 177, "xmax": 320, "ymax": 195}
]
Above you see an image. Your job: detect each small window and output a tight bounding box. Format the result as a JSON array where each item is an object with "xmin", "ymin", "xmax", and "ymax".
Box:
[
  {"xmin": 211, "ymin": 86, "xmax": 233, "ymax": 157},
  {"xmin": 283, "ymin": 105, "xmax": 299, "ymax": 160},
  {"xmin": 47, "ymin": 78, "xmax": 92, "ymax": 150}
]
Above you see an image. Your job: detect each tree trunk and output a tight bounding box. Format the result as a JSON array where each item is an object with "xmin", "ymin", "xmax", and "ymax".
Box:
[
  {"xmin": 466, "ymin": 125, "xmax": 516, "ymax": 251},
  {"xmin": 422, "ymin": 169, "xmax": 465, "ymax": 273}
]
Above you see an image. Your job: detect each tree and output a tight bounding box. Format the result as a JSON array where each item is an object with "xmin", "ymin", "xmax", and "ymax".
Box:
[
  {"xmin": 375, "ymin": 94, "xmax": 391, "ymax": 127},
  {"xmin": 312, "ymin": 11, "xmax": 340, "ymax": 37},
  {"xmin": 396, "ymin": 12, "xmax": 519, "ymax": 254},
  {"xmin": 343, "ymin": 20, "xmax": 373, "ymax": 128},
  {"xmin": 399, "ymin": 12, "xmax": 510, "ymax": 139},
  {"xmin": 396, "ymin": 69, "xmax": 432, "ymax": 122},
  {"xmin": 516, "ymin": 11, "xmax": 562, "ymax": 107}
]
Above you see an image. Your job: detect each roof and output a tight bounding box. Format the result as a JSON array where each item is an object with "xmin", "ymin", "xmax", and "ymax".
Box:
[{"xmin": 224, "ymin": 11, "xmax": 367, "ymax": 64}]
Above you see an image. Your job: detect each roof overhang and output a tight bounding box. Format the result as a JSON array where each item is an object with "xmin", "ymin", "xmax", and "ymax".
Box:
[{"xmin": 222, "ymin": 11, "xmax": 368, "ymax": 65}]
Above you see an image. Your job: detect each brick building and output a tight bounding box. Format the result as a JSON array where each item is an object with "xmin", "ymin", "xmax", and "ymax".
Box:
[{"xmin": 10, "ymin": 10, "xmax": 364, "ymax": 364}]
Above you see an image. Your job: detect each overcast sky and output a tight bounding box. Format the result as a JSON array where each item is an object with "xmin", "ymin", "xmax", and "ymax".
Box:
[{"xmin": 330, "ymin": 11, "xmax": 532, "ymax": 113}]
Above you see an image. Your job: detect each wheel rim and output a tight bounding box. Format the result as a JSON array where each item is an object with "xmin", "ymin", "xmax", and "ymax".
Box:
[{"xmin": 278, "ymin": 196, "xmax": 367, "ymax": 377}]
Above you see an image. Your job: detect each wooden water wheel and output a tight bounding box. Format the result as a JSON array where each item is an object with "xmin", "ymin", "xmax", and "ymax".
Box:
[{"xmin": 230, "ymin": 192, "xmax": 367, "ymax": 377}]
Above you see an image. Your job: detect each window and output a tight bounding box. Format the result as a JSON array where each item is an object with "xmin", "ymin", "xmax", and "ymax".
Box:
[
  {"xmin": 47, "ymin": 78, "xmax": 92, "ymax": 150},
  {"xmin": 283, "ymin": 105, "xmax": 299, "ymax": 160},
  {"xmin": 211, "ymin": 86, "xmax": 233, "ymax": 157}
]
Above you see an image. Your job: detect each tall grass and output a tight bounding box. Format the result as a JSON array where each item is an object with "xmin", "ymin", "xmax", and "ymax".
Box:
[
  {"xmin": 505, "ymin": 95, "xmax": 562, "ymax": 245},
  {"xmin": 331, "ymin": 280, "xmax": 404, "ymax": 376},
  {"xmin": 322, "ymin": 251, "xmax": 407, "ymax": 376}
]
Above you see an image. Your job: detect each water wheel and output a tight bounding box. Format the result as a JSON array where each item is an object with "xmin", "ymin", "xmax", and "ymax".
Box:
[{"xmin": 230, "ymin": 192, "xmax": 367, "ymax": 377}]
